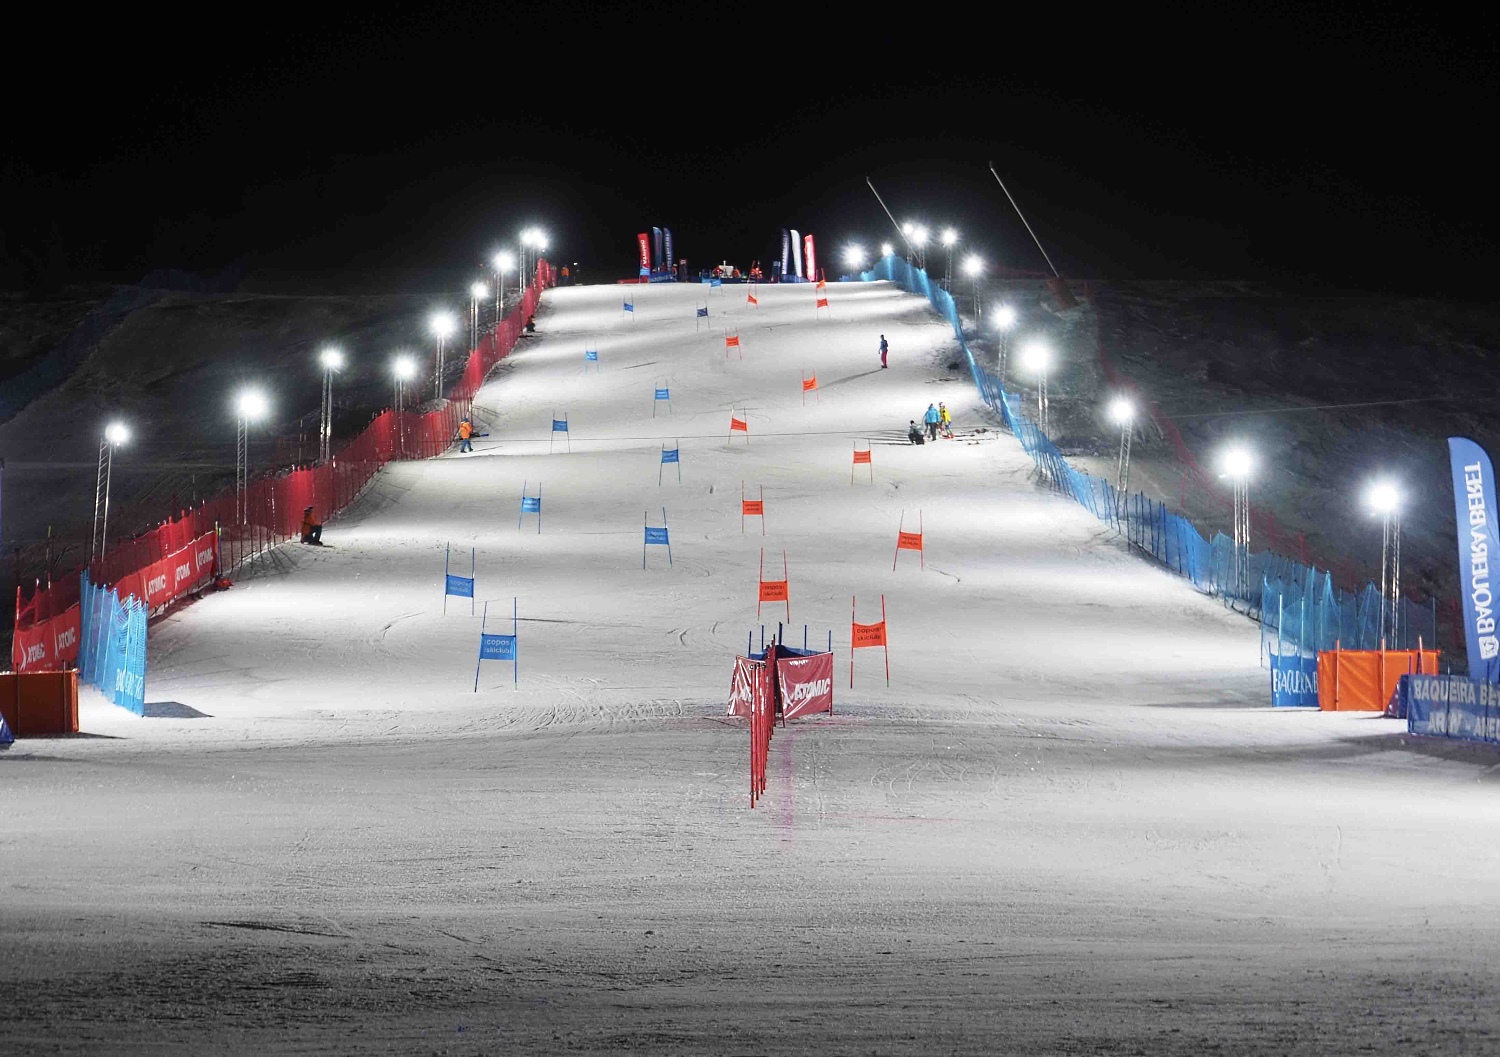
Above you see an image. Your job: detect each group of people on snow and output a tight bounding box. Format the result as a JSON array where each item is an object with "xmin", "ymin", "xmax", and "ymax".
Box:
[{"xmin": 908, "ymin": 402, "xmax": 951, "ymax": 444}]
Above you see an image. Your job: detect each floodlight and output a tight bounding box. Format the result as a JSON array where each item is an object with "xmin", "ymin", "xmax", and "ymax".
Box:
[
  {"xmin": 429, "ymin": 311, "xmax": 457, "ymax": 339},
  {"xmin": 236, "ymin": 390, "xmax": 269, "ymax": 421},
  {"xmin": 493, "ymin": 250, "xmax": 514, "ymax": 272},
  {"xmin": 1367, "ymin": 480, "xmax": 1400, "ymax": 514},
  {"xmin": 963, "ymin": 254, "xmax": 983, "ymax": 276},
  {"xmin": 1221, "ymin": 447, "xmax": 1253, "ymax": 479},
  {"xmin": 319, "ymin": 347, "xmax": 345, "ymax": 370},
  {"xmin": 942, "ymin": 228, "xmax": 958, "ymax": 247},
  {"xmin": 393, "ymin": 355, "xmax": 417, "ymax": 380},
  {"xmin": 994, "ymin": 305, "xmax": 1017, "ymax": 331},
  {"xmin": 470, "ymin": 282, "xmax": 489, "ymax": 300},
  {"xmin": 104, "ymin": 421, "xmax": 129, "ymax": 446},
  {"xmin": 1020, "ymin": 342, "xmax": 1051, "ymax": 374}
]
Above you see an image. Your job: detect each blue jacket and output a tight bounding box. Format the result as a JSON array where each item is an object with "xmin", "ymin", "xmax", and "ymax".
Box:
[{"xmin": 924, "ymin": 406, "xmax": 940, "ymax": 424}]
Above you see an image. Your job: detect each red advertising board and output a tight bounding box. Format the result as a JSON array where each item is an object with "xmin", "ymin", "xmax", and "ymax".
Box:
[{"xmin": 777, "ymin": 651, "xmax": 833, "ymax": 719}]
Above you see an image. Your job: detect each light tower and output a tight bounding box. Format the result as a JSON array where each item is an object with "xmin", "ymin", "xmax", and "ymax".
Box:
[
  {"xmin": 429, "ymin": 310, "xmax": 457, "ymax": 401},
  {"xmin": 235, "ymin": 389, "xmax": 269, "ymax": 525},
  {"xmin": 993, "ymin": 305, "xmax": 1017, "ymax": 384},
  {"xmin": 393, "ymin": 355, "xmax": 416, "ymax": 457},
  {"xmin": 469, "ymin": 282, "xmax": 489, "ymax": 349},
  {"xmin": 492, "ymin": 250, "xmax": 514, "ymax": 324},
  {"xmin": 318, "ymin": 347, "xmax": 344, "ymax": 464},
  {"xmin": 1221, "ymin": 446, "xmax": 1254, "ymax": 598},
  {"xmin": 1020, "ymin": 341, "xmax": 1051, "ymax": 435},
  {"xmin": 92, "ymin": 421, "xmax": 130, "ymax": 561},
  {"xmin": 962, "ymin": 254, "xmax": 983, "ymax": 323},
  {"xmin": 941, "ymin": 228, "xmax": 958, "ymax": 289},
  {"xmin": 1367, "ymin": 480, "xmax": 1403, "ymax": 647},
  {"xmin": 1107, "ymin": 396, "xmax": 1134, "ymax": 497},
  {"xmin": 843, "ymin": 244, "xmax": 867, "ymax": 274}
]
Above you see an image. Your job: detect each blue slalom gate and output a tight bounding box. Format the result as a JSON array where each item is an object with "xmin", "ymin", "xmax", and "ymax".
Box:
[
  {"xmin": 519, "ymin": 480, "xmax": 542, "ymax": 532},
  {"xmin": 653, "ymin": 386, "xmax": 671, "ymax": 417},
  {"xmin": 583, "ymin": 347, "xmax": 600, "ymax": 373},
  {"xmin": 644, "ymin": 508, "xmax": 673, "ymax": 569},
  {"xmin": 443, "ymin": 543, "xmax": 476, "ymax": 614},
  {"xmin": 474, "ymin": 598, "xmax": 519, "ymax": 689},
  {"xmin": 550, "ymin": 413, "xmax": 570, "ymax": 452},
  {"xmin": 660, "ymin": 442, "xmax": 681, "ymax": 485}
]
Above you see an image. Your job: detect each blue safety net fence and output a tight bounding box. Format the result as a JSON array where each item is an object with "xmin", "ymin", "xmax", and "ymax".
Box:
[
  {"xmin": 854, "ymin": 256, "xmax": 1437, "ymax": 657},
  {"xmin": 79, "ymin": 572, "xmax": 148, "ymax": 715}
]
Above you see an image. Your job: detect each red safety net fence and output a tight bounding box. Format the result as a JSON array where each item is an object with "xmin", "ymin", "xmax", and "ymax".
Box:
[{"xmin": 11, "ymin": 263, "xmax": 555, "ymax": 671}]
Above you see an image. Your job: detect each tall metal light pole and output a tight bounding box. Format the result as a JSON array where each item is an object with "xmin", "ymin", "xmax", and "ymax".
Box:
[
  {"xmin": 318, "ymin": 347, "xmax": 344, "ymax": 464},
  {"xmin": 1108, "ymin": 397, "xmax": 1134, "ymax": 495},
  {"xmin": 469, "ymin": 282, "xmax": 488, "ymax": 350},
  {"xmin": 1368, "ymin": 481, "xmax": 1403, "ymax": 647},
  {"xmin": 900, "ymin": 223, "xmax": 914, "ymax": 267},
  {"xmin": 236, "ymin": 390, "xmax": 269, "ymax": 525},
  {"xmin": 1221, "ymin": 446, "xmax": 1254, "ymax": 598},
  {"xmin": 393, "ymin": 355, "xmax": 416, "ymax": 458},
  {"xmin": 994, "ymin": 305, "xmax": 1017, "ymax": 385},
  {"xmin": 911, "ymin": 225, "xmax": 929, "ymax": 272},
  {"xmin": 429, "ymin": 310, "xmax": 457, "ymax": 401},
  {"xmin": 962, "ymin": 254, "xmax": 983, "ymax": 324},
  {"xmin": 1021, "ymin": 342, "xmax": 1051, "ymax": 435},
  {"xmin": 941, "ymin": 228, "xmax": 958, "ymax": 289},
  {"xmin": 92, "ymin": 421, "xmax": 129, "ymax": 561},
  {"xmin": 493, "ymin": 250, "xmax": 514, "ymax": 325}
]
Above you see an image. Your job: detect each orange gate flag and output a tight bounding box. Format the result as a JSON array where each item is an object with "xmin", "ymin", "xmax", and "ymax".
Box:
[
  {"xmin": 802, "ymin": 374, "xmax": 818, "ymax": 392},
  {"xmin": 741, "ymin": 482, "xmax": 765, "ymax": 535},
  {"xmin": 728, "ymin": 410, "xmax": 750, "ymax": 444},
  {"xmin": 850, "ymin": 594, "xmax": 891, "ymax": 687},
  {"xmin": 747, "ymin": 289, "xmax": 759, "ymax": 306},
  {"xmin": 851, "ymin": 441, "xmax": 873, "ymax": 484},
  {"xmin": 725, "ymin": 332, "xmax": 741, "ymax": 349},
  {"xmin": 893, "ymin": 510, "xmax": 925, "ymax": 570},
  {"xmin": 757, "ymin": 549, "xmax": 791, "ymax": 621},
  {"xmin": 815, "ymin": 296, "xmax": 830, "ymax": 310}
]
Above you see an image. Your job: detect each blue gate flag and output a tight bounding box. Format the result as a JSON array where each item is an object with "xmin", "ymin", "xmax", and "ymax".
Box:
[
  {"xmin": 446, "ymin": 574, "xmax": 474, "ymax": 598},
  {"xmin": 585, "ymin": 348, "xmax": 598, "ymax": 361},
  {"xmin": 659, "ymin": 443, "xmax": 680, "ymax": 485},
  {"xmin": 552, "ymin": 419, "xmax": 568, "ymax": 432},
  {"xmin": 475, "ymin": 598, "xmax": 519, "ymax": 689},
  {"xmin": 645, "ymin": 527, "xmax": 670, "ymax": 545},
  {"xmin": 696, "ymin": 306, "xmax": 708, "ymax": 318},
  {"xmin": 660, "ymin": 447, "xmax": 679, "ymax": 464},
  {"xmin": 1270, "ymin": 651, "xmax": 1318, "ymax": 707},
  {"xmin": 710, "ymin": 278, "xmax": 722, "ymax": 288},
  {"xmin": 655, "ymin": 388, "xmax": 670, "ymax": 400},
  {"xmin": 1449, "ymin": 437, "xmax": 1500, "ymax": 682},
  {"xmin": 623, "ymin": 300, "xmax": 635, "ymax": 313}
]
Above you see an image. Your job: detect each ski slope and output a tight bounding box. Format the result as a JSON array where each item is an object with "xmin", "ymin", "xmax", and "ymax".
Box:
[{"xmin": 5, "ymin": 280, "xmax": 1498, "ymax": 1056}]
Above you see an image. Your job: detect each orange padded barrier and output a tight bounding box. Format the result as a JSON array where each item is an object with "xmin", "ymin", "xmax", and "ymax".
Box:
[
  {"xmin": 1317, "ymin": 648, "xmax": 1439, "ymax": 711},
  {"xmin": 0, "ymin": 669, "xmax": 80, "ymax": 735}
]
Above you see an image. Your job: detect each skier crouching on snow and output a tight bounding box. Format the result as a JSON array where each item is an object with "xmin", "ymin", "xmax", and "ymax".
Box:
[
  {"xmin": 908, "ymin": 419, "xmax": 924, "ymax": 445},
  {"xmin": 300, "ymin": 505, "xmax": 323, "ymax": 545}
]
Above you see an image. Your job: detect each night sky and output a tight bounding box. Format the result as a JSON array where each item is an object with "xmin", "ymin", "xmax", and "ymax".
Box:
[{"xmin": 4, "ymin": 5, "xmax": 1495, "ymax": 297}]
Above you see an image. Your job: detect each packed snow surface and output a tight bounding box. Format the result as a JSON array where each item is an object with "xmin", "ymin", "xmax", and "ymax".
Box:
[{"xmin": 4, "ymin": 280, "xmax": 1498, "ymax": 1055}]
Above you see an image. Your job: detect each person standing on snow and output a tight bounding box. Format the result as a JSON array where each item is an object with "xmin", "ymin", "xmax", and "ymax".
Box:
[
  {"xmin": 938, "ymin": 402, "xmax": 952, "ymax": 437},
  {"xmin": 458, "ymin": 416, "xmax": 474, "ymax": 453},
  {"xmin": 879, "ymin": 334, "xmax": 889, "ymax": 369},
  {"xmin": 924, "ymin": 403, "xmax": 941, "ymax": 441}
]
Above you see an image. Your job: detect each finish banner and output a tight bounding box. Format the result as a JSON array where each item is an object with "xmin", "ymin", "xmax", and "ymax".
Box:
[
  {"xmin": 637, "ymin": 232, "xmax": 651, "ymax": 276},
  {"xmin": 1448, "ymin": 437, "xmax": 1500, "ymax": 682},
  {"xmin": 803, "ymin": 233, "xmax": 817, "ymax": 283},
  {"xmin": 777, "ymin": 651, "xmax": 833, "ymax": 719},
  {"xmin": 790, "ymin": 228, "xmax": 803, "ymax": 278}
]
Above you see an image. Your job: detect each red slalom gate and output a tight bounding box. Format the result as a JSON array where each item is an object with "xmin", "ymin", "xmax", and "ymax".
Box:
[
  {"xmin": 851, "ymin": 442, "xmax": 873, "ymax": 484},
  {"xmin": 728, "ymin": 410, "xmax": 750, "ymax": 445},
  {"xmin": 757, "ymin": 549, "xmax": 791, "ymax": 622},
  {"xmin": 893, "ymin": 510, "xmax": 925, "ymax": 570},
  {"xmin": 729, "ymin": 652, "xmax": 776, "ymax": 807},
  {"xmin": 11, "ymin": 264, "xmax": 556, "ymax": 669},
  {"xmin": 741, "ymin": 482, "xmax": 765, "ymax": 534}
]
